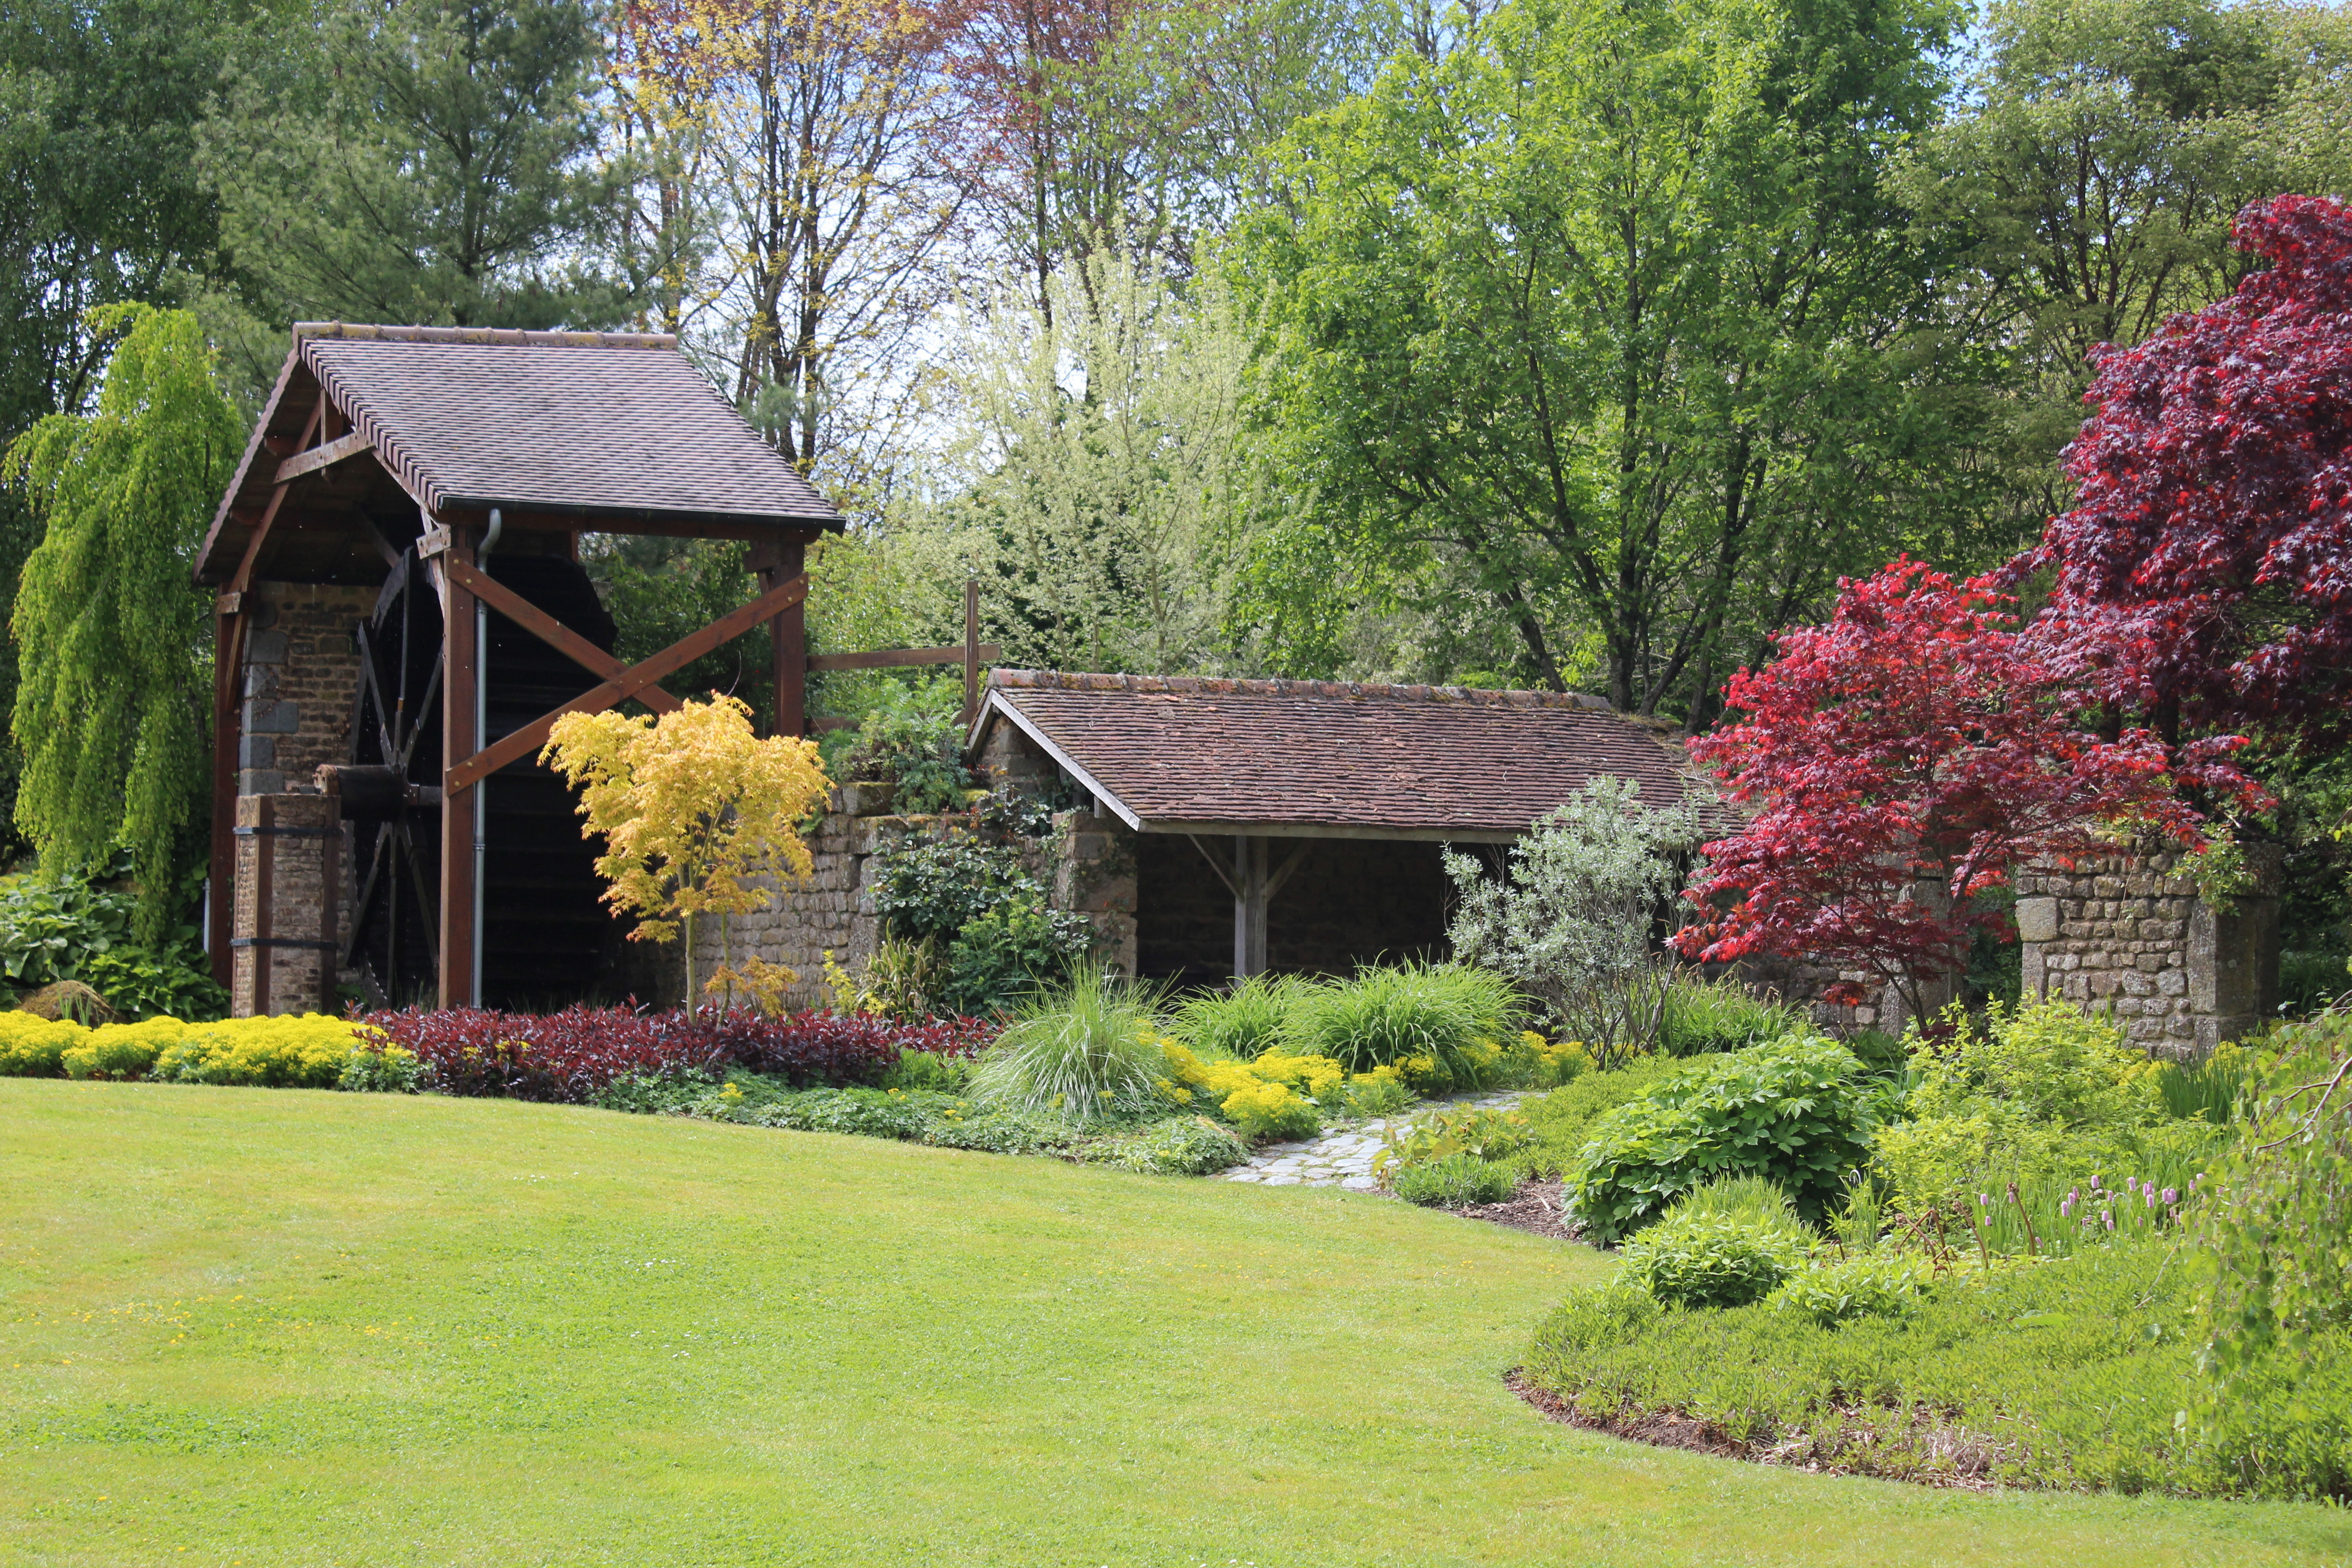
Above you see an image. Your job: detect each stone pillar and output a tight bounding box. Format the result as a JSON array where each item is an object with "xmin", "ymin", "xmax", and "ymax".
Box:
[
  {"xmin": 2014, "ymin": 843, "xmax": 2280, "ymax": 1059},
  {"xmin": 231, "ymin": 793, "xmax": 341, "ymax": 1017}
]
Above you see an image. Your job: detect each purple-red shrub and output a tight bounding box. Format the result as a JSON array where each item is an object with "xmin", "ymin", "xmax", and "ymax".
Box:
[{"xmin": 359, "ymin": 1004, "xmax": 997, "ymax": 1103}]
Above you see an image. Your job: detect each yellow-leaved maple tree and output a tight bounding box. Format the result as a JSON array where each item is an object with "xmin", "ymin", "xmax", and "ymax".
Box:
[{"xmin": 541, "ymin": 696, "xmax": 831, "ymax": 1005}]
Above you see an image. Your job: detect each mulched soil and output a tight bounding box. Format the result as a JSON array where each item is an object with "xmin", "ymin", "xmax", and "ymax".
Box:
[
  {"xmin": 1505, "ymin": 1371, "xmax": 2011, "ymax": 1491},
  {"xmin": 1444, "ymin": 1178, "xmax": 1579, "ymax": 1240}
]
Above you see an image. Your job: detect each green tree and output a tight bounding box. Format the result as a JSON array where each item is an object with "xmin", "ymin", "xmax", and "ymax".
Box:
[
  {"xmin": 1896, "ymin": 0, "xmax": 2352, "ymax": 525},
  {"xmin": 1235, "ymin": 0, "xmax": 1970, "ymax": 716},
  {"xmin": 2, "ymin": 306, "xmax": 240, "ymax": 940},
  {"xmin": 928, "ymin": 246, "xmax": 1265, "ymax": 674},
  {"xmin": 201, "ymin": 0, "xmax": 628, "ymax": 358}
]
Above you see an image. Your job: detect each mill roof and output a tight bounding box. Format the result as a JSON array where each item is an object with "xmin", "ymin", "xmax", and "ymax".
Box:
[
  {"xmin": 971, "ymin": 670, "xmax": 1705, "ymax": 841},
  {"xmin": 197, "ymin": 323, "xmax": 842, "ymax": 585}
]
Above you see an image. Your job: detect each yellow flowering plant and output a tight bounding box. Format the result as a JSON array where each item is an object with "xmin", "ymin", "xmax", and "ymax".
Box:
[{"xmin": 541, "ymin": 695, "xmax": 832, "ymax": 1004}]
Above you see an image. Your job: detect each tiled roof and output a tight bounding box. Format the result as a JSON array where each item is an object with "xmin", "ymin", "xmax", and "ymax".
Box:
[
  {"xmin": 290, "ymin": 323, "xmax": 840, "ymax": 524},
  {"xmin": 977, "ymin": 670, "xmax": 1705, "ymax": 838}
]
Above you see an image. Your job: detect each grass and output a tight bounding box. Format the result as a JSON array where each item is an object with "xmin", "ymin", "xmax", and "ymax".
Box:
[{"xmin": 0, "ymin": 1085, "xmax": 2347, "ymax": 1567}]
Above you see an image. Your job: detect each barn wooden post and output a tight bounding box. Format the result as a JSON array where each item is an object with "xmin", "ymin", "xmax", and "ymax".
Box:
[
  {"xmin": 208, "ymin": 606, "xmax": 241, "ymax": 983},
  {"xmin": 1233, "ymin": 835, "xmax": 1268, "ymax": 979},
  {"xmin": 751, "ymin": 537, "xmax": 807, "ymax": 737},
  {"xmin": 437, "ymin": 524, "xmax": 480, "ymax": 1008}
]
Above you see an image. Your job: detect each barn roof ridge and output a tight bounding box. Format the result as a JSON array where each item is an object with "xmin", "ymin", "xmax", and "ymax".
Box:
[
  {"xmin": 986, "ymin": 667, "xmax": 1622, "ymax": 712},
  {"xmin": 291, "ymin": 321, "xmax": 678, "ymax": 350}
]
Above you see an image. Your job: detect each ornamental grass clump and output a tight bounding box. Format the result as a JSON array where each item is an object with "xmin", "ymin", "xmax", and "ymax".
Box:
[
  {"xmin": 1171, "ymin": 973, "xmax": 1297, "ymax": 1059},
  {"xmin": 1279, "ymin": 961, "xmax": 1518, "ymax": 1089},
  {"xmin": 965, "ymin": 968, "xmax": 1169, "ymax": 1123}
]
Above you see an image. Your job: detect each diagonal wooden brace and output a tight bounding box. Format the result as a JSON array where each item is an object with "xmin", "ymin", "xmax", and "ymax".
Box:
[
  {"xmin": 441, "ymin": 555, "xmax": 681, "ymax": 715},
  {"xmin": 445, "ymin": 573, "xmax": 809, "ymax": 793}
]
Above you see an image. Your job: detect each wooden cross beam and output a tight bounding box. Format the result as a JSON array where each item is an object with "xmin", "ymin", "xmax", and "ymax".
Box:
[
  {"xmin": 440, "ymin": 555, "xmax": 682, "ymax": 715},
  {"xmin": 444, "ymin": 572, "xmax": 809, "ymax": 793}
]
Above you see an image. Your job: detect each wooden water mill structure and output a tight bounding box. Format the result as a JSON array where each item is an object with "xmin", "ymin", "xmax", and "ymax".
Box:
[{"xmin": 195, "ymin": 323, "xmax": 845, "ymax": 1014}]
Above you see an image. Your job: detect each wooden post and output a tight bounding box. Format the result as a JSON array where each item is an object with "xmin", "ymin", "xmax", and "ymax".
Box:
[
  {"xmin": 753, "ymin": 537, "xmax": 807, "ymax": 737},
  {"xmin": 962, "ymin": 577, "xmax": 980, "ymax": 731},
  {"xmin": 438, "ymin": 525, "xmax": 479, "ymax": 1008},
  {"xmin": 1233, "ymin": 835, "xmax": 1269, "ymax": 980},
  {"xmin": 208, "ymin": 605, "xmax": 241, "ymax": 985}
]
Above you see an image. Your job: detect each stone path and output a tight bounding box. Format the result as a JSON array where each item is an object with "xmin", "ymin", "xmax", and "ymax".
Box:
[{"xmin": 1219, "ymin": 1090, "xmax": 1533, "ymax": 1191}]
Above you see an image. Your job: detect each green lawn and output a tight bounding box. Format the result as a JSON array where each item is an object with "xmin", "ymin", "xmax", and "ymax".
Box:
[{"xmin": 3, "ymin": 1084, "xmax": 2347, "ymax": 1568}]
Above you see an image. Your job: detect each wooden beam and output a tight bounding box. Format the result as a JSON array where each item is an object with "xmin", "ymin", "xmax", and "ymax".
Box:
[
  {"xmin": 750, "ymin": 538, "xmax": 805, "ymax": 738},
  {"xmin": 962, "ymin": 578, "xmax": 981, "ymax": 731},
  {"xmin": 441, "ymin": 555, "xmax": 680, "ymax": 713},
  {"xmin": 446, "ymin": 573, "xmax": 809, "ymax": 793},
  {"xmin": 438, "ymin": 527, "xmax": 479, "ymax": 1008},
  {"xmin": 207, "ymin": 609, "xmax": 240, "ymax": 985},
  {"xmin": 224, "ymin": 395, "xmax": 324, "ymax": 599},
  {"xmin": 807, "ymin": 644, "xmax": 1004, "ymax": 673},
  {"xmin": 272, "ymin": 430, "xmax": 371, "ymax": 484}
]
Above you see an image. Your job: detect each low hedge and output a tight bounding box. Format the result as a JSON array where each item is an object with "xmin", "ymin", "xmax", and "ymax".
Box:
[{"xmin": 357, "ymin": 1005, "xmax": 996, "ymax": 1102}]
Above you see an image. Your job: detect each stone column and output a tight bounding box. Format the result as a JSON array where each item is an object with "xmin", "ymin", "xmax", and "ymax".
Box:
[{"xmin": 231, "ymin": 792, "xmax": 341, "ymax": 1017}]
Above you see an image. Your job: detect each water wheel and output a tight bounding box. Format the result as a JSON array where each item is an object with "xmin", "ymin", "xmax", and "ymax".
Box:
[{"xmin": 333, "ymin": 546, "xmax": 624, "ymax": 1007}]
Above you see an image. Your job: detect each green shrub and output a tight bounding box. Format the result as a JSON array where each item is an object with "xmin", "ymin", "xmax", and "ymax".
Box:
[
  {"xmin": 1083, "ymin": 1116, "xmax": 1248, "ymax": 1176},
  {"xmin": 1524, "ymin": 1238, "xmax": 2352, "ymax": 1498},
  {"xmin": 339, "ymin": 1043, "xmax": 425, "ymax": 1093},
  {"xmin": 2196, "ymin": 1009, "xmax": 2352, "ymax": 1480},
  {"xmin": 938, "ymin": 896, "xmax": 1094, "ymax": 1017},
  {"xmin": 966, "ymin": 969, "xmax": 1168, "ymax": 1123},
  {"xmin": 1618, "ymin": 1209, "xmax": 1808, "ymax": 1308},
  {"xmin": 80, "ymin": 946, "xmax": 227, "ymax": 1023},
  {"xmin": 1171, "ymin": 974, "xmax": 1297, "ymax": 1059},
  {"xmin": 1764, "ymin": 1252, "xmax": 1930, "ymax": 1325},
  {"xmin": 0, "ymin": 1010, "xmax": 82, "ymax": 1077},
  {"xmin": 2278, "ymin": 949, "xmax": 2350, "ymax": 1018},
  {"xmin": 836, "ymin": 678, "xmax": 970, "ymax": 815},
  {"xmin": 1870, "ymin": 999, "xmax": 2170, "ymax": 1214},
  {"xmin": 1567, "ymin": 1036, "xmax": 1881, "ymax": 1242},
  {"xmin": 1660, "ymin": 975, "xmax": 1804, "ymax": 1058},
  {"xmin": 881, "ymin": 1048, "xmax": 973, "ymax": 1094},
  {"xmin": 1511, "ymin": 1056, "xmax": 1679, "ymax": 1179},
  {"xmin": 592, "ymin": 1068, "xmax": 723, "ymax": 1115},
  {"xmin": 1394, "ymin": 1152, "xmax": 1516, "ymax": 1207},
  {"xmin": 1339, "ymin": 1071, "xmax": 1412, "ymax": 1117},
  {"xmin": 60, "ymin": 1016, "xmax": 186, "ymax": 1079},
  {"xmin": 1379, "ymin": 1104, "xmax": 1531, "ymax": 1178},
  {"xmin": 1278, "ymin": 962, "xmax": 1518, "ymax": 1089},
  {"xmin": 755, "ymin": 1085, "xmax": 941, "ymax": 1140},
  {"xmin": 870, "ymin": 834, "xmax": 1029, "ymax": 943},
  {"xmin": 1669, "ymin": 1172, "xmax": 1803, "ymax": 1230},
  {"xmin": 918, "ymin": 1104, "xmax": 1088, "ymax": 1156}
]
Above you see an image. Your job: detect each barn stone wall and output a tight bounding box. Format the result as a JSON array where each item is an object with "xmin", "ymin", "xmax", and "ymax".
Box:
[
  {"xmin": 227, "ymin": 581, "xmax": 373, "ymax": 1015},
  {"xmin": 678, "ymin": 793, "xmax": 1137, "ymax": 1012}
]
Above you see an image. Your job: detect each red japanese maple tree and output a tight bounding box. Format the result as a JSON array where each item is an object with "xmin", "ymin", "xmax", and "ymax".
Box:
[
  {"xmin": 2022, "ymin": 194, "xmax": 2352, "ymax": 758},
  {"xmin": 1671, "ymin": 560, "xmax": 2234, "ymax": 1023}
]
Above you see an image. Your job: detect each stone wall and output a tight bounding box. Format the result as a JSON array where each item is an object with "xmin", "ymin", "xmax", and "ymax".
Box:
[
  {"xmin": 236, "ymin": 581, "xmax": 374, "ymax": 796},
  {"xmin": 700, "ymin": 793, "xmax": 1137, "ymax": 1012},
  {"xmin": 2015, "ymin": 845, "xmax": 2281, "ymax": 1057},
  {"xmin": 229, "ymin": 582, "xmax": 374, "ymax": 1014}
]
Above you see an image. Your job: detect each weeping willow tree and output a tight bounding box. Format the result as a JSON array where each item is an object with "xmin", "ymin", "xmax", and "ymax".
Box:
[{"xmin": 2, "ymin": 305, "xmax": 239, "ymax": 940}]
